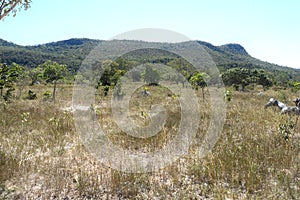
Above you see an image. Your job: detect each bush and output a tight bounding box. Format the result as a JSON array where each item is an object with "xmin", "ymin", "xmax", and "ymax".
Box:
[
  {"xmin": 43, "ymin": 90, "xmax": 52, "ymax": 100},
  {"xmin": 27, "ymin": 90, "xmax": 37, "ymax": 100}
]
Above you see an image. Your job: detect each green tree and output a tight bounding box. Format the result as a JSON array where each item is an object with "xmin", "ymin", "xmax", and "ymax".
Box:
[
  {"xmin": 0, "ymin": 62, "xmax": 23, "ymax": 101},
  {"xmin": 167, "ymin": 58, "xmax": 195, "ymax": 80},
  {"xmin": 291, "ymin": 82, "xmax": 300, "ymax": 93},
  {"xmin": 250, "ymin": 69, "xmax": 272, "ymax": 88},
  {"xmin": 110, "ymin": 69, "xmax": 125, "ymax": 87},
  {"xmin": 221, "ymin": 68, "xmax": 251, "ymax": 91},
  {"xmin": 273, "ymin": 72, "xmax": 289, "ymax": 86},
  {"xmin": 0, "ymin": 0, "xmax": 31, "ymax": 20},
  {"xmin": 143, "ymin": 65, "xmax": 160, "ymax": 85},
  {"xmin": 29, "ymin": 66, "xmax": 43, "ymax": 85},
  {"xmin": 131, "ymin": 69, "xmax": 142, "ymax": 82},
  {"xmin": 113, "ymin": 81, "xmax": 125, "ymax": 100},
  {"xmin": 41, "ymin": 60, "xmax": 67, "ymax": 102},
  {"xmin": 190, "ymin": 72, "xmax": 210, "ymax": 99},
  {"xmin": 99, "ymin": 61, "xmax": 119, "ymax": 86},
  {"xmin": 222, "ymin": 68, "xmax": 273, "ymax": 91},
  {"xmin": 15, "ymin": 65, "xmax": 30, "ymax": 99}
]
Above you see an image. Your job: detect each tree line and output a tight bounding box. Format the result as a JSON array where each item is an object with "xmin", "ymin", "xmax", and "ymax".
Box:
[
  {"xmin": 0, "ymin": 60, "xmax": 67, "ymax": 102},
  {"xmin": 1, "ymin": 56, "xmax": 299, "ymax": 103}
]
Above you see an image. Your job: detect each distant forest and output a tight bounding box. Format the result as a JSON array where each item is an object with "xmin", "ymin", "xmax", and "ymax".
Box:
[{"xmin": 1, "ymin": 38, "xmax": 300, "ymax": 90}]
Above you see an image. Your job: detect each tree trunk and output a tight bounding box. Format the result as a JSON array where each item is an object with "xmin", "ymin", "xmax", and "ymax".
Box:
[
  {"xmin": 241, "ymin": 84, "xmax": 245, "ymax": 92},
  {"xmin": 53, "ymin": 80, "xmax": 57, "ymax": 103},
  {"xmin": 202, "ymin": 87, "xmax": 205, "ymax": 99}
]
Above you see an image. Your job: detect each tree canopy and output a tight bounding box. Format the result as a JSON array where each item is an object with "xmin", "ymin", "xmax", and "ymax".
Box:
[
  {"xmin": 41, "ymin": 60, "xmax": 67, "ymax": 102},
  {"xmin": 143, "ymin": 65, "xmax": 161, "ymax": 86},
  {"xmin": 0, "ymin": 62, "xmax": 24, "ymax": 101},
  {"xmin": 221, "ymin": 67, "xmax": 272, "ymax": 91},
  {"xmin": 190, "ymin": 72, "xmax": 210, "ymax": 99}
]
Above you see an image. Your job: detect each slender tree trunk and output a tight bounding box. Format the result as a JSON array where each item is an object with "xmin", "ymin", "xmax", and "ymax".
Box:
[
  {"xmin": 53, "ymin": 80, "xmax": 57, "ymax": 103},
  {"xmin": 202, "ymin": 87, "xmax": 205, "ymax": 99},
  {"xmin": 241, "ymin": 84, "xmax": 245, "ymax": 92}
]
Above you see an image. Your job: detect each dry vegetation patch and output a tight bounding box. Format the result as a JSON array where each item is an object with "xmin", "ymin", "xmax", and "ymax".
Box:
[{"xmin": 0, "ymin": 85, "xmax": 299, "ymax": 199}]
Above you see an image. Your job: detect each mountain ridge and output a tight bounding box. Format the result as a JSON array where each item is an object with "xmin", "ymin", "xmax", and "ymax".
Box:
[{"xmin": 0, "ymin": 38, "xmax": 299, "ymax": 82}]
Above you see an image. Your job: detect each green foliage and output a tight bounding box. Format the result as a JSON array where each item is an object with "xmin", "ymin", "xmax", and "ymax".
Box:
[
  {"xmin": 0, "ymin": 0, "xmax": 31, "ymax": 20},
  {"xmin": 41, "ymin": 61, "xmax": 67, "ymax": 83},
  {"xmin": 0, "ymin": 62, "xmax": 24, "ymax": 101},
  {"xmin": 190, "ymin": 72, "xmax": 210, "ymax": 99},
  {"xmin": 219, "ymin": 43, "xmax": 248, "ymax": 55},
  {"xmin": 225, "ymin": 89, "xmax": 232, "ymax": 102},
  {"xmin": 222, "ymin": 68, "xmax": 272, "ymax": 91},
  {"xmin": 167, "ymin": 58, "xmax": 195, "ymax": 80},
  {"xmin": 99, "ymin": 61, "xmax": 119, "ymax": 86},
  {"xmin": 41, "ymin": 60, "xmax": 67, "ymax": 101},
  {"xmin": 26, "ymin": 89, "xmax": 37, "ymax": 100},
  {"xmin": 103, "ymin": 85, "xmax": 109, "ymax": 96},
  {"xmin": 0, "ymin": 39, "xmax": 299, "ymax": 88},
  {"xmin": 222, "ymin": 68, "xmax": 251, "ymax": 91},
  {"xmin": 291, "ymin": 82, "xmax": 300, "ymax": 93},
  {"xmin": 110, "ymin": 70, "xmax": 125, "ymax": 87},
  {"xmin": 131, "ymin": 69, "xmax": 142, "ymax": 82},
  {"xmin": 43, "ymin": 90, "xmax": 52, "ymax": 100},
  {"xmin": 98, "ymin": 59, "xmax": 131, "ymax": 87},
  {"xmin": 190, "ymin": 72, "xmax": 210, "ymax": 90},
  {"xmin": 143, "ymin": 65, "xmax": 161, "ymax": 85},
  {"xmin": 251, "ymin": 69, "xmax": 272, "ymax": 88},
  {"xmin": 273, "ymin": 72, "xmax": 290, "ymax": 86},
  {"xmin": 113, "ymin": 82, "xmax": 125, "ymax": 100},
  {"xmin": 0, "ymin": 38, "xmax": 99, "ymax": 72},
  {"xmin": 28, "ymin": 67, "xmax": 43, "ymax": 85}
]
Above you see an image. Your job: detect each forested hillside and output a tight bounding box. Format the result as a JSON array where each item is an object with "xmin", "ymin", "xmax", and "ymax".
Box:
[{"xmin": 1, "ymin": 38, "xmax": 299, "ymax": 85}]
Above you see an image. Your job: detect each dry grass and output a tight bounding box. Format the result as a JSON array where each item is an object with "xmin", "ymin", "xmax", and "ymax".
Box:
[{"xmin": 0, "ymin": 84, "xmax": 299, "ymax": 199}]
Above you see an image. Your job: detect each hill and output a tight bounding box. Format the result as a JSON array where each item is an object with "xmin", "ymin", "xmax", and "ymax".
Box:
[
  {"xmin": 0, "ymin": 38, "xmax": 100, "ymax": 72},
  {"xmin": 0, "ymin": 38, "xmax": 299, "ymax": 82}
]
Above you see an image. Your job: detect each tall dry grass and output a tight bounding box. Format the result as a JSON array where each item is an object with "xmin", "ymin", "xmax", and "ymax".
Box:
[{"xmin": 0, "ymin": 85, "xmax": 299, "ymax": 199}]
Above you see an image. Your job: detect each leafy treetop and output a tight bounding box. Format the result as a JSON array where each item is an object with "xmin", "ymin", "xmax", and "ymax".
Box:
[
  {"xmin": 0, "ymin": 62, "xmax": 24, "ymax": 101},
  {"xmin": 41, "ymin": 60, "xmax": 67, "ymax": 102}
]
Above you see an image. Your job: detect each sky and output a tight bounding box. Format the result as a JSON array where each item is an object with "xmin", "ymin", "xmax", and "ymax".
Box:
[{"xmin": 0, "ymin": 0, "xmax": 299, "ymax": 68}]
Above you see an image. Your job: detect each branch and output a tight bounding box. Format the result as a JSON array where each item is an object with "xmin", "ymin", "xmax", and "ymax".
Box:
[
  {"xmin": 0, "ymin": 0, "xmax": 23, "ymax": 20},
  {"xmin": 0, "ymin": 0, "xmax": 6, "ymax": 11}
]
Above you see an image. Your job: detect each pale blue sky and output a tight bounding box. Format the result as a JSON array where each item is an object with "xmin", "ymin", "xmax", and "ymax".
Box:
[{"xmin": 0, "ymin": 0, "xmax": 299, "ymax": 68}]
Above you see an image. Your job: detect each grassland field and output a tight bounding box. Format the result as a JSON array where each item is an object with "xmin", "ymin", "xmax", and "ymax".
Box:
[{"xmin": 0, "ymin": 84, "xmax": 299, "ymax": 199}]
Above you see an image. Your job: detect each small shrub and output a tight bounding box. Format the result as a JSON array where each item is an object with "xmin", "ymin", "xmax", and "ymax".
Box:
[
  {"xmin": 278, "ymin": 119, "xmax": 295, "ymax": 140},
  {"xmin": 3, "ymin": 88, "xmax": 15, "ymax": 102},
  {"xmin": 225, "ymin": 89, "xmax": 232, "ymax": 102},
  {"xmin": 43, "ymin": 90, "xmax": 52, "ymax": 100},
  {"xmin": 279, "ymin": 91, "xmax": 288, "ymax": 102},
  {"xmin": 113, "ymin": 82, "xmax": 125, "ymax": 100},
  {"xmin": 232, "ymin": 84, "xmax": 239, "ymax": 91},
  {"xmin": 27, "ymin": 89, "xmax": 37, "ymax": 100},
  {"xmin": 103, "ymin": 86, "xmax": 110, "ymax": 96}
]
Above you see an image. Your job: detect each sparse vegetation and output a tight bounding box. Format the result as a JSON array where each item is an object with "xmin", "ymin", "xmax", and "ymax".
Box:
[
  {"xmin": 0, "ymin": 39, "xmax": 299, "ymax": 199},
  {"xmin": 0, "ymin": 84, "xmax": 299, "ymax": 199}
]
